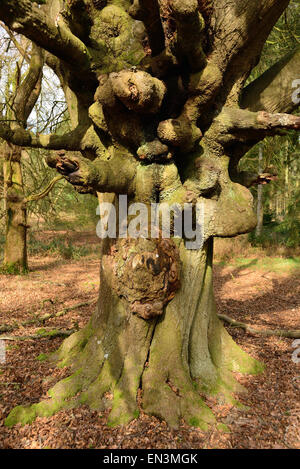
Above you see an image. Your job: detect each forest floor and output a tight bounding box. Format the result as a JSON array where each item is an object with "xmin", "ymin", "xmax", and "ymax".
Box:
[{"xmin": 0, "ymin": 231, "xmax": 299, "ymax": 449}]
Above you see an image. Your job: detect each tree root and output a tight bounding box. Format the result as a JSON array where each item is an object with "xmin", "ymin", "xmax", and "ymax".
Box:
[{"xmin": 218, "ymin": 314, "xmax": 300, "ymax": 339}]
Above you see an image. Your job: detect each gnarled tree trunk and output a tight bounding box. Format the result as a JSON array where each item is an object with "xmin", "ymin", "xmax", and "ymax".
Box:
[
  {"xmin": 6, "ymin": 235, "xmax": 262, "ymax": 428},
  {"xmin": 0, "ymin": 0, "xmax": 299, "ymax": 428}
]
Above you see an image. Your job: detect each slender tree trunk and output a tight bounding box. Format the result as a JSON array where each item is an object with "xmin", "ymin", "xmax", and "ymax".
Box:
[
  {"xmin": 285, "ymin": 140, "xmax": 290, "ymax": 215},
  {"xmin": 2, "ymin": 144, "xmax": 28, "ymax": 273},
  {"xmin": 256, "ymin": 145, "xmax": 264, "ymax": 237}
]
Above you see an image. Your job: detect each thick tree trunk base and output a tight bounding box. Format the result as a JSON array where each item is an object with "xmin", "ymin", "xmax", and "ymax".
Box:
[{"xmin": 5, "ymin": 240, "xmax": 263, "ymax": 429}]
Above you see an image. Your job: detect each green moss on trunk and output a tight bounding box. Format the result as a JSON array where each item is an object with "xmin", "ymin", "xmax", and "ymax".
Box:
[
  {"xmin": 3, "ymin": 154, "xmax": 28, "ymax": 274},
  {"xmin": 5, "ymin": 238, "xmax": 263, "ymax": 429}
]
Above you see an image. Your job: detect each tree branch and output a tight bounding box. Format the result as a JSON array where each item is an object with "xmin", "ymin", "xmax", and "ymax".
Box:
[
  {"xmin": 14, "ymin": 44, "xmax": 44, "ymax": 125},
  {"xmin": 170, "ymin": 0, "xmax": 206, "ymax": 71},
  {"xmin": 210, "ymin": 0, "xmax": 290, "ymax": 77},
  {"xmin": 0, "ymin": 122, "xmax": 88, "ymax": 151},
  {"xmin": 231, "ymin": 170, "xmax": 278, "ymax": 188},
  {"xmin": 241, "ymin": 47, "xmax": 300, "ymax": 114},
  {"xmin": 25, "ymin": 175, "xmax": 63, "ymax": 203},
  {"xmin": 0, "ymin": 0, "xmax": 92, "ymax": 73},
  {"xmin": 46, "ymin": 150, "xmax": 137, "ymax": 195},
  {"xmin": 213, "ymin": 108, "xmax": 300, "ymax": 146},
  {"xmin": 0, "ymin": 329, "xmax": 76, "ymax": 341},
  {"xmin": 129, "ymin": 0, "xmax": 165, "ymax": 56},
  {"xmin": 218, "ymin": 314, "xmax": 300, "ymax": 339},
  {"xmin": 1, "ymin": 23, "xmax": 31, "ymax": 63}
]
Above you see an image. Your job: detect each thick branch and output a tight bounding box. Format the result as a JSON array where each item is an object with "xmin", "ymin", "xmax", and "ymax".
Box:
[
  {"xmin": 46, "ymin": 150, "xmax": 137, "ymax": 195},
  {"xmin": 0, "ymin": 122, "xmax": 88, "ymax": 151},
  {"xmin": 231, "ymin": 170, "xmax": 278, "ymax": 188},
  {"xmin": 241, "ymin": 47, "xmax": 300, "ymax": 114},
  {"xmin": 14, "ymin": 44, "xmax": 44, "ymax": 125},
  {"xmin": 0, "ymin": 0, "xmax": 92, "ymax": 73},
  {"xmin": 170, "ymin": 0, "xmax": 206, "ymax": 71},
  {"xmin": 129, "ymin": 0, "xmax": 165, "ymax": 56},
  {"xmin": 213, "ymin": 108, "xmax": 300, "ymax": 146},
  {"xmin": 209, "ymin": 0, "xmax": 290, "ymax": 88}
]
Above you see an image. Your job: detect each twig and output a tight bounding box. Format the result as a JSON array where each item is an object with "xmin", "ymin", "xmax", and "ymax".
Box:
[
  {"xmin": 0, "ymin": 299, "xmax": 97, "ymax": 332},
  {"xmin": 0, "ymin": 324, "xmax": 15, "ymax": 333},
  {"xmin": 0, "ymin": 328, "xmax": 76, "ymax": 341},
  {"xmin": 43, "ymin": 299, "xmax": 96, "ymax": 320}
]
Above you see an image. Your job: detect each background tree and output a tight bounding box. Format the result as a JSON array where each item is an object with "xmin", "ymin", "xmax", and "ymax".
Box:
[
  {"xmin": 1, "ymin": 39, "xmax": 44, "ymax": 273},
  {"xmin": 0, "ymin": 0, "xmax": 299, "ymax": 429},
  {"xmin": 240, "ymin": 0, "xmax": 300, "ymax": 244},
  {"xmin": 0, "ymin": 28, "xmax": 71, "ymax": 272}
]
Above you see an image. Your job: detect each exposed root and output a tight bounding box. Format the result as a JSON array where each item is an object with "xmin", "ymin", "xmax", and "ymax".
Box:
[
  {"xmin": 142, "ymin": 369, "xmax": 215, "ymax": 430},
  {"xmin": 4, "ymin": 242, "xmax": 265, "ymax": 430}
]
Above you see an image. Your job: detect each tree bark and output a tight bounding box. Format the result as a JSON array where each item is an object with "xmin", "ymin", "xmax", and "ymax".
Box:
[
  {"xmin": 5, "ymin": 235, "xmax": 262, "ymax": 428},
  {"xmin": 256, "ymin": 145, "xmax": 264, "ymax": 237},
  {"xmin": 1, "ymin": 41, "xmax": 44, "ymax": 273},
  {"xmin": 2, "ymin": 145, "xmax": 28, "ymax": 273},
  {"xmin": 0, "ymin": 0, "xmax": 297, "ymax": 430}
]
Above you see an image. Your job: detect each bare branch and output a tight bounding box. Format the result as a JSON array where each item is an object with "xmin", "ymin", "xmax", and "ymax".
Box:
[
  {"xmin": 241, "ymin": 47, "xmax": 300, "ymax": 114},
  {"xmin": 0, "ymin": 0, "xmax": 92, "ymax": 73},
  {"xmin": 218, "ymin": 314, "xmax": 300, "ymax": 339},
  {"xmin": 25, "ymin": 175, "xmax": 63, "ymax": 203},
  {"xmin": 1, "ymin": 23, "xmax": 31, "ymax": 63},
  {"xmin": 0, "ymin": 121, "xmax": 86, "ymax": 151},
  {"xmin": 14, "ymin": 44, "xmax": 44, "ymax": 125},
  {"xmin": 213, "ymin": 108, "xmax": 300, "ymax": 146}
]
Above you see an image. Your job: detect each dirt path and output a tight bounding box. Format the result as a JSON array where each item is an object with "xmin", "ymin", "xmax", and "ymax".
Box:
[{"xmin": 0, "ymin": 255, "xmax": 299, "ymax": 449}]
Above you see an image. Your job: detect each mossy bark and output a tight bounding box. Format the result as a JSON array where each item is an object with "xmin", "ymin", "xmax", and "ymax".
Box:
[
  {"xmin": 1, "ymin": 0, "xmax": 288, "ymax": 431},
  {"xmin": 2, "ymin": 147, "xmax": 28, "ymax": 274},
  {"xmin": 5, "ymin": 237, "xmax": 263, "ymax": 429}
]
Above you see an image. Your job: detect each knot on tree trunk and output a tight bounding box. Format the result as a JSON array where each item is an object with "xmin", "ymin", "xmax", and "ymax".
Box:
[
  {"xmin": 104, "ymin": 238, "xmax": 181, "ymax": 320},
  {"xmin": 137, "ymin": 139, "xmax": 173, "ymax": 162},
  {"xmin": 48, "ymin": 151, "xmax": 80, "ymax": 176},
  {"xmin": 157, "ymin": 117, "xmax": 202, "ymax": 152},
  {"xmin": 109, "ymin": 70, "xmax": 166, "ymax": 114}
]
